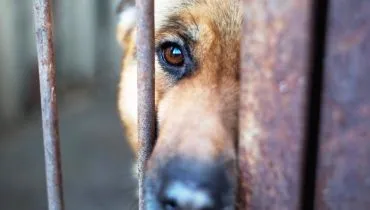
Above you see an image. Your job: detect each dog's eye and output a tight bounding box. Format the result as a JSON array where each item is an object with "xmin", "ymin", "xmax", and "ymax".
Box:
[
  {"xmin": 157, "ymin": 41, "xmax": 194, "ymax": 79},
  {"xmin": 161, "ymin": 44, "xmax": 184, "ymax": 66}
]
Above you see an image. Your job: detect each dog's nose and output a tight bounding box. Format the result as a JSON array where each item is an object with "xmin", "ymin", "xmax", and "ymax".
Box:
[{"xmin": 156, "ymin": 157, "xmax": 233, "ymax": 210}]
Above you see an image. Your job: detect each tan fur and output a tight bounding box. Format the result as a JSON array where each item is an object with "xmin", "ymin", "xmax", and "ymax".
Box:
[{"xmin": 117, "ymin": 0, "xmax": 242, "ymax": 179}]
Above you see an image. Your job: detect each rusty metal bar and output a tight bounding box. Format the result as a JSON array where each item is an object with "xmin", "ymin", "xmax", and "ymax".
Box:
[
  {"xmin": 136, "ymin": 0, "xmax": 155, "ymax": 209},
  {"xmin": 315, "ymin": 0, "xmax": 370, "ymax": 209},
  {"xmin": 33, "ymin": 1, "xmax": 65, "ymax": 210},
  {"xmin": 239, "ymin": 0, "xmax": 314, "ymax": 209}
]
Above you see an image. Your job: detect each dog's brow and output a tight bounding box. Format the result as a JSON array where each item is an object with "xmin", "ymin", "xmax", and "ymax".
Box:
[
  {"xmin": 185, "ymin": 8, "xmax": 200, "ymax": 33},
  {"xmin": 157, "ymin": 15, "xmax": 199, "ymax": 43}
]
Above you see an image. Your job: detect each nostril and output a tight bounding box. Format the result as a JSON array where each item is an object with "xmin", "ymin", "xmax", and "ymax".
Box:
[{"xmin": 161, "ymin": 198, "xmax": 178, "ymax": 210}]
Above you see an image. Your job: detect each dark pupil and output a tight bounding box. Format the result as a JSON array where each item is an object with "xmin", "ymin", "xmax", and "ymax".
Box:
[{"xmin": 164, "ymin": 46, "xmax": 184, "ymax": 66}]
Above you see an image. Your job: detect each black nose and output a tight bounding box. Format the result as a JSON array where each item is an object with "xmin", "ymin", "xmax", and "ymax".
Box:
[{"xmin": 156, "ymin": 157, "xmax": 234, "ymax": 210}]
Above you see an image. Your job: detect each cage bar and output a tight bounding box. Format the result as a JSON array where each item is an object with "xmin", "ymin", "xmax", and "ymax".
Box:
[
  {"xmin": 33, "ymin": 0, "xmax": 65, "ymax": 210},
  {"xmin": 315, "ymin": 0, "xmax": 370, "ymax": 208},
  {"xmin": 136, "ymin": 0, "xmax": 156, "ymax": 209},
  {"xmin": 238, "ymin": 0, "xmax": 314, "ymax": 208}
]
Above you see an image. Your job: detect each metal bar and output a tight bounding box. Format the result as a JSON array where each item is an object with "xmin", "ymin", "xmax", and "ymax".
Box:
[
  {"xmin": 33, "ymin": 1, "xmax": 65, "ymax": 210},
  {"xmin": 315, "ymin": 0, "xmax": 370, "ymax": 209},
  {"xmin": 136, "ymin": 0, "xmax": 155, "ymax": 209},
  {"xmin": 238, "ymin": 0, "xmax": 314, "ymax": 208}
]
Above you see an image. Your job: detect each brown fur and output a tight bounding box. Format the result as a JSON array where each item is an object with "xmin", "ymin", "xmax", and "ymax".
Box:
[{"xmin": 117, "ymin": 0, "xmax": 242, "ymax": 207}]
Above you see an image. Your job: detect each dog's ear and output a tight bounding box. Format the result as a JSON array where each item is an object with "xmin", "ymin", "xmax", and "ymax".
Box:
[{"xmin": 116, "ymin": 0, "xmax": 136, "ymax": 49}]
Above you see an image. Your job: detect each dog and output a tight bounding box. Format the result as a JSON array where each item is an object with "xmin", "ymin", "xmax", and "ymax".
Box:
[{"xmin": 116, "ymin": 0, "xmax": 242, "ymax": 209}]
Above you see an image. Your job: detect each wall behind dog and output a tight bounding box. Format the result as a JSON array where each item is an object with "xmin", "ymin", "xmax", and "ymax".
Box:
[
  {"xmin": 0, "ymin": 2, "xmax": 136, "ymax": 210},
  {"xmin": 0, "ymin": 0, "xmax": 122, "ymax": 127}
]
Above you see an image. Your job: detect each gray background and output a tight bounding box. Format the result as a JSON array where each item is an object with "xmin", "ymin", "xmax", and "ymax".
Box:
[{"xmin": 0, "ymin": 0, "xmax": 137, "ymax": 209}]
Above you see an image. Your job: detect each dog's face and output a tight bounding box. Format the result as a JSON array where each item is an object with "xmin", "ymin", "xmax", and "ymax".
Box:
[{"xmin": 117, "ymin": 0, "xmax": 242, "ymax": 209}]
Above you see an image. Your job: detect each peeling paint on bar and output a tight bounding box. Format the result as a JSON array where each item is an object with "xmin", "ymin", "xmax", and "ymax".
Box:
[
  {"xmin": 33, "ymin": 0, "xmax": 65, "ymax": 210},
  {"xmin": 136, "ymin": 0, "xmax": 155, "ymax": 209}
]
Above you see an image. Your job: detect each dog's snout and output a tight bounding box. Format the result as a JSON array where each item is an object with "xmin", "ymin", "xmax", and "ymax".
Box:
[
  {"xmin": 148, "ymin": 157, "xmax": 234, "ymax": 210},
  {"xmin": 161, "ymin": 181, "xmax": 214, "ymax": 210}
]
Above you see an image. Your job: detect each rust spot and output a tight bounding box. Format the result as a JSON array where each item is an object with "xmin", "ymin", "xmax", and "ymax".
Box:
[{"xmin": 336, "ymin": 24, "xmax": 369, "ymax": 54}]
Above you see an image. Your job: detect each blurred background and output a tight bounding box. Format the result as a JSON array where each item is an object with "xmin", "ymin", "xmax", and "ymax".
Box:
[{"xmin": 0, "ymin": 0, "xmax": 136, "ymax": 209}]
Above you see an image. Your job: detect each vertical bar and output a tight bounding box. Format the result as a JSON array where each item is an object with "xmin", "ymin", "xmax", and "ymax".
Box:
[
  {"xmin": 239, "ymin": 0, "xmax": 314, "ymax": 208},
  {"xmin": 315, "ymin": 0, "xmax": 370, "ymax": 209},
  {"xmin": 33, "ymin": 1, "xmax": 65, "ymax": 210},
  {"xmin": 136, "ymin": 0, "xmax": 155, "ymax": 209}
]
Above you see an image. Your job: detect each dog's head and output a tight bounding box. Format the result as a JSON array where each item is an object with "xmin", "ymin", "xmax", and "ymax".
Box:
[{"xmin": 117, "ymin": 0, "xmax": 242, "ymax": 209}]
